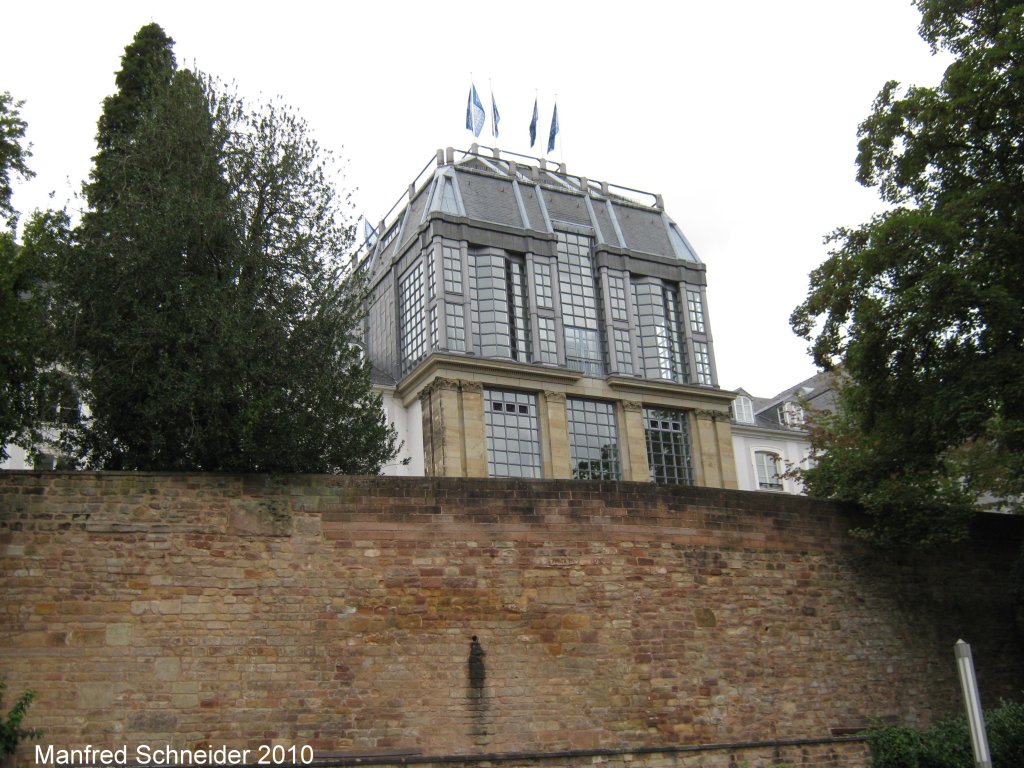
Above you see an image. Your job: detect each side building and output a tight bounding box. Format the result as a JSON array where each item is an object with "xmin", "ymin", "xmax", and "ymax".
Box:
[
  {"xmin": 730, "ymin": 370, "xmax": 838, "ymax": 493},
  {"xmin": 364, "ymin": 145, "xmax": 737, "ymax": 486}
]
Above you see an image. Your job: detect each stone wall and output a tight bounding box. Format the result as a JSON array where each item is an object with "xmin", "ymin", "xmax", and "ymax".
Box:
[{"xmin": 1, "ymin": 473, "xmax": 1021, "ymax": 767}]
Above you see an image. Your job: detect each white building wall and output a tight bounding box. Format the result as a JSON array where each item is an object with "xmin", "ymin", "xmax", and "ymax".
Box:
[
  {"xmin": 378, "ymin": 389, "xmax": 424, "ymax": 477},
  {"xmin": 0, "ymin": 444, "xmax": 31, "ymax": 471},
  {"xmin": 731, "ymin": 428, "xmax": 811, "ymax": 495}
]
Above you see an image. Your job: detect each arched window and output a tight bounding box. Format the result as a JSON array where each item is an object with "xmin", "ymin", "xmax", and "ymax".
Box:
[{"xmin": 754, "ymin": 451, "xmax": 783, "ymax": 491}]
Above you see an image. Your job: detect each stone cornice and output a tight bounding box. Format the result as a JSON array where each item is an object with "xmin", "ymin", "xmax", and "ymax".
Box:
[
  {"xmin": 396, "ymin": 353, "xmax": 582, "ymax": 406},
  {"xmin": 605, "ymin": 376, "xmax": 734, "ymax": 412}
]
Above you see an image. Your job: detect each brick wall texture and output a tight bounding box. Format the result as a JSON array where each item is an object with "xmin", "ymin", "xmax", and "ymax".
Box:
[{"xmin": 1, "ymin": 473, "xmax": 1022, "ymax": 768}]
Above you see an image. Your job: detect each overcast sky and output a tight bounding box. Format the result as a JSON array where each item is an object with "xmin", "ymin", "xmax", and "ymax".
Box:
[{"xmin": 3, "ymin": 1, "xmax": 951, "ymax": 397}]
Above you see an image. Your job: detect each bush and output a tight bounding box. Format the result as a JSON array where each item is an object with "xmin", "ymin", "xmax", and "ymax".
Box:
[
  {"xmin": 0, "ymin": 681, "xmax": 41, "ymax": 758},
  {"xmin": 869, "ymin": 698, "xmax": 1024, "ymax": 768}
]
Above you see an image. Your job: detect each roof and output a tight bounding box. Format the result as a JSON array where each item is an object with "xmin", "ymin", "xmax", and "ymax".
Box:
[
  {"xmin": 733, "ymin": 370, "xmax": 841, "ymax": 432},
  {"xmin": 359, "ymin": 145, "xmax": 703, "ymax": 276}
]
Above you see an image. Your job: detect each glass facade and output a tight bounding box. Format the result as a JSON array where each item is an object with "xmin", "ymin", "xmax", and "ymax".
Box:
[
  {"xmin": 399, "ymin": 261, "xmax": 426, "ymax": 375},
  {"xmin": 443, "ymin": 245, "xmax": 463, "ymax": 294},
  {"xmin": 632, "ymin": 280, "xmax": 685, "ymax": 383},
  {"xmin": 644, "ymin": 407, "xmax": 693, "ymax": 485},
  {"xmin": 612, "ymin": 329, "xmax": 633, "ymax": 375},
  {"xmin": 693, "ymin": 341, "xmax": 712, "ymax": 385},
  {"xmin": 686, "ymin": 288, "xmax": 706, "ymax": 334},
  {"xmin": 567, "ymin": 399, "xmax": 620, "ymax": 480},
  {"xmin": 485, "ymin": 389, "xmax": 542, "ymax": 478},
  {"xmin": 471, "ymin": 251, "xmax": 530, "ymax": 361},
  {"xmin": 536, "ymin": 316, "xmax": 558, "ymax": 364},
  {"xmin": 473, "ymin": 253, "xmax": 512, "ymax": 358},
  {"xmin": 446, "ymin": 302, "xmax": 466, "ymax": 352},
  {"xmin": 557, "ymin": 232, "xmax": 604, "ymax": 376},
  {"xmin": 533, "ymin": 260, "xmax": 554, "ymax": 309},
  {"xmin": 607, "ymin": 274, "xmax": 628, "ymax": 323}
]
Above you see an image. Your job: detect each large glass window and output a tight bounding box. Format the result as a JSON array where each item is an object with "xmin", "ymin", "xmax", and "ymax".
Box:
[
  {"xmin": 536, "ymin": 316, "xmax": 558, "ymax": 364},
  {"xmin": 567, "ymin": 399, "xmax": 620, "ymax": 480},
  {"xmin": 472, "ymin": 252, "xmax": 529, "ymax": 361},
  {"xmin": 563, "ymin": 327, "xmax": 603, "ymax": 377},
  {"xmin": 473, "ymin": 253, "xmax": 512, "ymax": 358},
  {"xmin": 508, "ymin": 259, "xmax": 530, "ymax": 361},
  {"xmin": 443, "ymin": 245, "xmax": 463, "ymax": 294},
  {"xmin": 755, "ymin": 451, "xmax": 783, "ymax": 490},
  {"xmin": 607, "ymin": 274, "xmax": 628, "ymax": 323},
  {"xmin": 686, "ymin": 288, "xmax": 706, "ymax": 334},
  {"xmin": 632, "ymin": 280, "xmax": 685, "ymax": 382},
  {"xmin": 446, "ymin": 302, "xmax": 466, "ymax": 352},
  {"xmin": 533, "ymin": 260, "xmax": 554, "ymax": 309},
  {"xmin": 693, "ymin": 341, "xmax": 713, "ymax": 385},
  {"xmin": 398, "ymin": 261, "xmax": 426, "ymax": 375},
  {"xmin": 485, "ymin": 389, "xmax": 541, "ymax": 478},
  {"xmin": 557, "ymin": 232, "xmax": 604, "ymax": 376},
  {"xmin": 644, "ymin": 408, "xmax": 693, "ymax": 485},
  {"xmin": 613, "ymin": 329, "xmax": 633, "ymax": 375}
]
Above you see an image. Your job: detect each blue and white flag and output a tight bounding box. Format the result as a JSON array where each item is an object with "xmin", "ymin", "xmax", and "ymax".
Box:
[
  {"xmin": 529, "ymin": 97, "xmax": 538, "ymax": 148},
  {"xmin": 547, "ymin": 103, "xmax": 559, "ymax": 153},
  {"xmin": 491, "ymin": 91, "xmax": 500, "ymax": 139},
  {"xmin": 466, "ymin": 84, "xmax": 485, "ymax": 138}
]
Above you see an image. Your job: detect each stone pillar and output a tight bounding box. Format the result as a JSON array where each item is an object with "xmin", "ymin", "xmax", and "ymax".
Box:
[
  {"xmin": 460, "ymin": 381, "xmax": 487, "ymax": 478},
  {"xmin": 420, "ymin": 378, "xmax": 464, "ymax": 477},
  {"xmin": 714, "ymin": 416, "xmax": 738, "ymax": 490},
  {"xmin": 542, "ymin": 391, "xmax": 571, "ymax": 479},
  {"xmin": 621, "ymin": 400, "xmax": 650, "ymax": 482},
  {"xmin": 691, "ymin": 409, "xmax": 737, "ymax": 489}
]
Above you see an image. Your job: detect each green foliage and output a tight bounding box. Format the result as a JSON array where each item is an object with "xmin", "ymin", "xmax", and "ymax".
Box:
[
  {"xmin": 868, "ymin": 699, "xmax": 1024, "ymax": 768},
  {"xmin": 790, "ymin": 0, "xmax": 1024, "ymax": 547},
  {"xmin": 0, "ymin": 91, "xmax": 33, "ymax": 227},
  {"xmin": 0, "ymin": 211, "xmax": 74, "ymax": 465},
  {"xmin": 0, "ymin": 90, "xmax": 72, "ymax": 465},
  {"xmin": 60, "ymin": 24, "xmax": 397, "ymax": 473},
  {"xmin": 0, "ymin": 682, "xmax": 42, "ymax": 758}
]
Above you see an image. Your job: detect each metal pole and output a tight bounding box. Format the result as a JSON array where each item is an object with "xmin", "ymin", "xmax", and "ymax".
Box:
[{"xmin": 955, "ymin": 639, "xmax": 992, "ymax": 768}]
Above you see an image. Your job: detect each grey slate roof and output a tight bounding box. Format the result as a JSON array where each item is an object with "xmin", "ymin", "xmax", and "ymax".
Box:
[
  {"xmin": 360, "ymin": 146, "xmax": 704, "ymax": 277},
  {"xmin": 735, "ymin": 370, "xmax": 841, "ymax": 431}
]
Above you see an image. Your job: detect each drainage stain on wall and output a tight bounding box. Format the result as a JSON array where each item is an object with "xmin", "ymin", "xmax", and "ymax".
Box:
[{"xmin": 467, "ymin": 635, "xmax": 490, "ymax": 748}]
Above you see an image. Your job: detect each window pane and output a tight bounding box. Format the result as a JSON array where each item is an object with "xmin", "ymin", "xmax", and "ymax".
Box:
[
  {"xmin": 755, "ymin": 451, "xmax": 783, "ymax": 490},
  {"xmin": 446, "ymin": 302, "xmax": 466, "ymax": 352},
  {"xmin": 644, "ymin": 407, "xmax": 693, "ymax": 485},
  {"xmin": 693, "ymin": 341, "xmax": 712, "ymax": 385},
  {"xmin": 567, "ymin": 399, "xmax": 620, "ymax": 480},
  {"xmin": 632, "ymin": 280, "xmax": 684, "ymax": 382},
  {"xmin": 443, "ymin": 245, "xmax": 463, "ymax": 294},
  {"xmin": 399, "ymin": 261, "xmax": 426, "ymax": 375},
  {"xmin": 485, "ymin": 389, "xmax": 541, "ymax": 478},
  {"xmin": 686, "ymin": 288, "xmax": 706, "ymax": 334}
]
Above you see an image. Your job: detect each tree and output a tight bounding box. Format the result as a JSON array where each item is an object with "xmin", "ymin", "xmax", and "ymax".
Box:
[
  {"xmin": 0, "ymin": 92, "xmax": 33, "ymax": 228},
  {"xmin": 61, "ymin": 23, "xmax": 397, "ymax": 473},
  {"xmin": 790, "ymin": 0, "xmax": 1024, "ymax": 547},
  {"xmin": 0, "ymin": 94, "xmax": 71, "ymax": 465}
]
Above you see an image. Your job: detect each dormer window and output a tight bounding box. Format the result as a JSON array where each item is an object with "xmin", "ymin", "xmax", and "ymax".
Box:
[
  {"xmin": 777, "ymin": 401, "xmax": 805, "ymax": 428},
  {"xmin": 732, "ymin": 396, "xmax": 754, "ymax": 424}
]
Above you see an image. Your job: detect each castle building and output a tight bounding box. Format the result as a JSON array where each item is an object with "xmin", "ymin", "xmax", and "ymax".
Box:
[{"xmin": 364, "ymin": 146, "xmax": 737, "ymax": 487}]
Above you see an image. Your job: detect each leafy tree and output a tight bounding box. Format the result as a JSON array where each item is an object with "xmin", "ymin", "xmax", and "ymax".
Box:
[
  {"xmin": 0, "ymin": 91, "xmax": 33, "ymax": 227},
  {"xmin": 0, "ymin": 94, "xmax": 72, "ymax": 465},
  {"xmin": 790, "ymin": 0, "xmax": 1024, "ymax": 546},
  {"xmin": 61, "ymin": 23, "xmax": 397, "ymax": 473}
]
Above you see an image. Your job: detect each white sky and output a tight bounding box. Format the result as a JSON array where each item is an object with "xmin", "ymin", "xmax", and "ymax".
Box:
[{"xmin": 3, "ymin": 1, "xmax": 951, "ymax": 397}]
